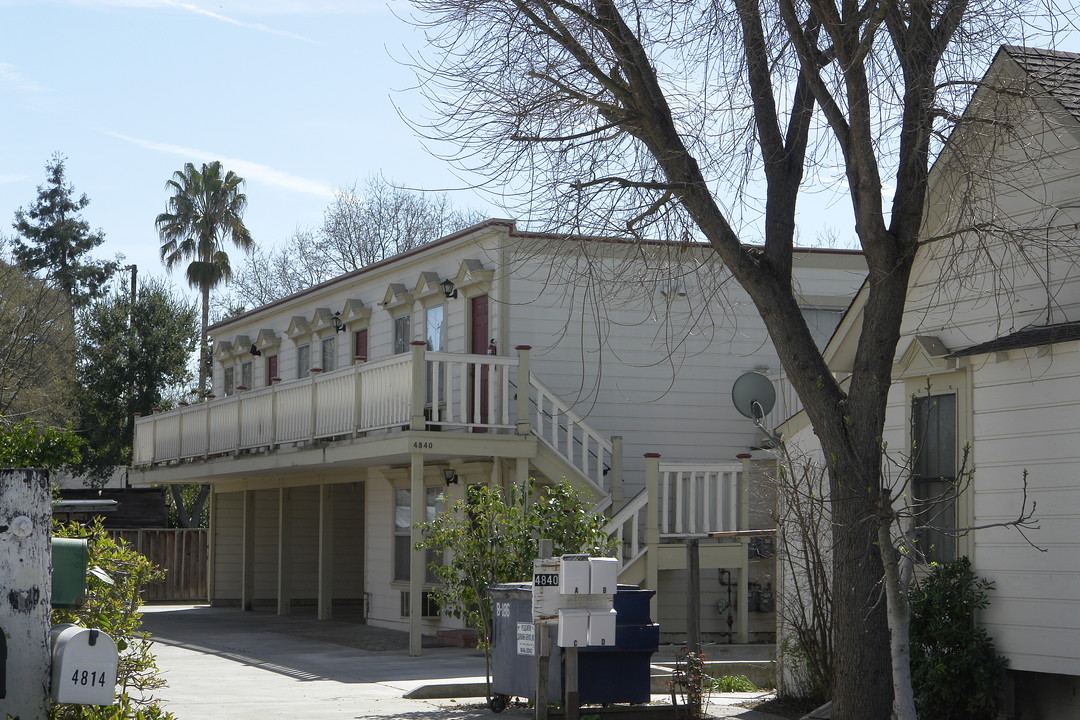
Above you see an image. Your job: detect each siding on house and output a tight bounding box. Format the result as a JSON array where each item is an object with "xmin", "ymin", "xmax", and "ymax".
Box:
[{"xmin": 782, "ymin": 48, "xmax": 1080, "ymax": 711}]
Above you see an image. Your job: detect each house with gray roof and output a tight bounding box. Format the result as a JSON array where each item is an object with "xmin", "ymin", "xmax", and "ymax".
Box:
[{"xmin": 782, "ymin": 46, "xmax": 1080, "ymax": 718}]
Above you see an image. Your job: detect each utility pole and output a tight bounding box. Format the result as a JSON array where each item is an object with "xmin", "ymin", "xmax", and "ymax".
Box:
[{"xmin": 0, "ymin": 468, "xmax": 52, "ymax": 719}]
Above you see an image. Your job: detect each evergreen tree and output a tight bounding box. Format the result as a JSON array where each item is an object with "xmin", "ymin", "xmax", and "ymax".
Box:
[
  {"xmin": 11, "ymin": 153, "xmax": 117, "ymax": 311},
  {"xmin": 75, "ymin": 277, "xmax": 197, "ymax": 484}
]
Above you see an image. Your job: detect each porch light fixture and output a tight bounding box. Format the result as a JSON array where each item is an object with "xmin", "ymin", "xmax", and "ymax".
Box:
[
  {"xmin": 440, "ymin": 278, "xmax": 458, "ymax": 299},
  {"xmin": 443, "ymin": 468, "xmax": 459, "ymax": 486},
  {"xmin": 249, "ymin": 344, "xmax": 262, "ymax": 356},
  {"xmin": 331, "ymin": 311, "xmax": 346, "ymax": 333}
]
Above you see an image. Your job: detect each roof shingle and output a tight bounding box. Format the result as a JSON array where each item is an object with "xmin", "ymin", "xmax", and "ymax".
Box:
[{"xmin": 1003, "ymin": 46, "xmax": 1080, "ymax": 122}]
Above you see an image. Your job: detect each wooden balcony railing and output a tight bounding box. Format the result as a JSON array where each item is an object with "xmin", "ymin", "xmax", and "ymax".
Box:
[
  {"xmin": 133, "ymin": 345, "xmax": 614, "ymax": 496},
  {"xmin": 604, "ymin": 460, "xmax": 745, "ymax": 571}
]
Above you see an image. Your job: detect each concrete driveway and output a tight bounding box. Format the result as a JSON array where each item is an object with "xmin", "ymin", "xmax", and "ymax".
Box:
[
  {"xmin": 140, "ymin": 604, "xmax": 783, "ymax": 719},
  {"xmin": 141, "ymin": 604, "xmax": 505, "ymax": 719}
]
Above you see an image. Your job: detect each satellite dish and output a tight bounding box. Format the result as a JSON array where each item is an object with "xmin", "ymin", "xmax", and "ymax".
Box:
[{"xmin": 731, "ymin": 372, "xmax": 776, "ymax": 421}]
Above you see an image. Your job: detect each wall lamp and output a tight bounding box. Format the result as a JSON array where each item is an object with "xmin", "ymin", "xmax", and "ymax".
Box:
[
  {"xmin": 443, "ymin": 468, "xmax": 460, "ymax": 486},
  {"xmin": 440, "ymin": 278, "xmax": 458, "ymax": 299},
  {"xmin": 249, "ymin": 344, "xmax": 262, "ymax": 356},
  {"xmin": 331, "ymin": 310, "xmax": 346, "ymax": 333}
]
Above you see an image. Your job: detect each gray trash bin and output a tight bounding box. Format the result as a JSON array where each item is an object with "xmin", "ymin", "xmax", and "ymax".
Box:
[{"xmin": 488, "ymin": 583, "xmax": 659, "ymax": 712}]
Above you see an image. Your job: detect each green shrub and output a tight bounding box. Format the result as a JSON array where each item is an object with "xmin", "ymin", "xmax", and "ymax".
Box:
[
  {"xmin": 710, "ymin": 674, "xmax": 758, "ymax": 693},
  {"xmin": 50, "ymin": 517, "xmax": 176, "ymax": 720},
  {"xmin": 909, "ymin": 557, "xmax": 1006, "ymax": 720}
]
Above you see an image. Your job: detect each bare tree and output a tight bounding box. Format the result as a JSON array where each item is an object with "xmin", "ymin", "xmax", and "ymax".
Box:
[
  {"xmin": 220, "ymin": 177, "xmax": 482, "ymax": 312},
  {"xmin": 402, "ymin": 1, "xmax": 1062, "ymax": 717},
  {"xmin": 0, "ymin": 251, "xmax": 76, "ymax": 427}
]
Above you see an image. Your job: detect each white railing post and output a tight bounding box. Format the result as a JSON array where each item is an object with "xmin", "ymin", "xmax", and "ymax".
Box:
[
  {"xmin": 737, "ymin": 453, "xmax": 751, "ymax": 532},
  {"xmin": 202, "ymin": 399, "xmax": 212, "ymax": 458},
  {"xmin": 410, "ymin": 341, "xmax": 427, "ymax": 431},
  {"xmin": 609, "ymin": 436, "xmax": 623, "ymax": 511},
  {"xmin": 644, "ymin": 453, "xmax": 661, "ymax": 620},
  {"xmin": 353, "ymin": 367, "xmax": 363, "ymax": 436},
  {"xmin": 516, "ymin": 346, "xmax": 531, "ymax": 435},
  {"xmin": 309, "ymin": 368, "xmax": 322, "ymax": 442},
  {"xmin": 271, "ymin": 379, "xmax": 279, "ymax": 449}
]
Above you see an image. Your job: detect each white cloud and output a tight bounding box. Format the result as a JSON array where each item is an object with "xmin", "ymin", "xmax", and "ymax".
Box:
[
  {"xmin": 105, "ymin": 132, "xmax": 335, "ymax": 198},
  {"xmin": 159, "ymin": 0, "xmax": 316, "ymax": 43},
  {"xmin": 0, "ymin": 174, "xmax": 33, "ymax": 184},
  {"xmin": 0, "ymin": 63, "xmax": 46, "ymax": 93}
]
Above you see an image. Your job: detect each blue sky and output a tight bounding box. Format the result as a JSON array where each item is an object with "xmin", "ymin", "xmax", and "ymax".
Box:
[
  {"xmin": 3, "ymin": 1, "xmax": 1074, "ymax": 294},
  {"xmin": 1, "ymin": 0, "xmax": 493, "ymax": 285}
]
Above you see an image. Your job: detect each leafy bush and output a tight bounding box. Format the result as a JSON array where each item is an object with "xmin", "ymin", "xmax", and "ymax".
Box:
[
  {"xmin": 416, "ymin": 479, "xmax": 615, "ymax": 648},
  {"xmin": 909, "ymin": 557, "xmax": 1007, "ymax": 720},
  {"xmin": 50, "ymin": 517, "xmax": 176, "ymax": 720}
]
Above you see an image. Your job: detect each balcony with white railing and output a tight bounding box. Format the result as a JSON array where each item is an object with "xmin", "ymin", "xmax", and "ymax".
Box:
[
  {"xmin": 132, "ymin": 343, "xmax": 615, "ymax": 496},
  {"xmin": 604, "ymin": 460, "xmax": 746, "ymax": 572}
]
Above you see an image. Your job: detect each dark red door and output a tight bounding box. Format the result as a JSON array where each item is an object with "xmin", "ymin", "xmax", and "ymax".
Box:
[{"xmin": 470, "ymin": 295, "xmax": 490, "ymax": 429}]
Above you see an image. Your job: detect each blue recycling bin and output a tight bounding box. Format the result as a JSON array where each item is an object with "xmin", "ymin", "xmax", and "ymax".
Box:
[{"xmin": 488, "ymin": 584, "xmax": 659, "ymax": 711}]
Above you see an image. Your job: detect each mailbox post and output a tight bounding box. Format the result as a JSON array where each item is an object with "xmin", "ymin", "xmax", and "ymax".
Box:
[
  {"xmin": 531, "ymin": 554, "xmax": 618, "ymax": 720},
  {"xmin": 0, "ymin": 468, "xmax": 52, "ymax": 720}
]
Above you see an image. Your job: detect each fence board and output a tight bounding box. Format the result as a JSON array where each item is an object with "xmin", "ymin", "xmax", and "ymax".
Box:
[{"xmin": 110, "ymin": 529, "xmax": 208, "ymax": 602}]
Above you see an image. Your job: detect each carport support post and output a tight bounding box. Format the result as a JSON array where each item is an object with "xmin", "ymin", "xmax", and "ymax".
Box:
[
  {"xmin": 277, "ymin": 487, "xmax": 292, "ymax": 616},
  {"xmin": 409, "ymin": 452, "xmax": 424, "ymax": 657},
  {"xmin": 0, "ymin": 468, "xmax": 51, "ymax": 720},
  {"xmin": 242, "ymin": 489, "xmax": 256, "ymax": 611},
  {"xmin": 318, "ymin": 484, "xmax": 334, "ymax": 621}
]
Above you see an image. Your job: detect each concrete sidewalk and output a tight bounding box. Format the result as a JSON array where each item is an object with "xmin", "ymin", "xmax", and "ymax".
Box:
[{"xmin": 140, "ymin": 604, "xmax": 784, "ymax": 719}]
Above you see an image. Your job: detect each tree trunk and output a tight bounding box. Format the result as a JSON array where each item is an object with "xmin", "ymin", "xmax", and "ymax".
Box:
[
  {"xmin": 171, "ymin": 484, "xmax": 210, "ymax": 528},
  {"xmin": 827, "ymin": 463, "xmax": 893, "ymax": 720},
  {"xmin": 879, "ymin": 515, "xmax": 918, "ymax": 720},
  {"xmin": 198, "ymin": 283, "xmax": 210, "ymax": 398}
]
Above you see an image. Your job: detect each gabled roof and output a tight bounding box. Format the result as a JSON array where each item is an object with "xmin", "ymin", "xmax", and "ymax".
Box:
[
  {"xmin": 948, "ymin": 321, "xmax": 1080, "ymax": 358},
  {"xmin": 1002, "ymin": 46, "xmax": 1080, "ymax": 122}
]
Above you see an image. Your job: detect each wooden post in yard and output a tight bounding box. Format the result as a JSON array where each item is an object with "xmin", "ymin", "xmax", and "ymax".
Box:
[
  {"xmin": 687, "ymin": 537, "xmax": 701, "ymax": 655},
  {"xmin": 0, "ymin": 468, "xmax": 52, "ymax": 719}
]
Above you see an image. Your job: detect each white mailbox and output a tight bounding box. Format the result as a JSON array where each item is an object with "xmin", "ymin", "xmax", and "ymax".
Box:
[
  {"xmin": 50, "ymin": 625, "xmax": 118, "ymax": 705},
  {"xmin": 557, "ymin": 608, "xmax": 590, "ymax": 647},
  {"xmin": 559, "ymin": 554, "xmax": 591, "ymax": 595},
  {"xmin": 589, "ymin": 557, "xmax": 619, "ymax": 595},
  {"xmin": 588, "ymin": 608, "xmax": 618, "ymax": 646}
]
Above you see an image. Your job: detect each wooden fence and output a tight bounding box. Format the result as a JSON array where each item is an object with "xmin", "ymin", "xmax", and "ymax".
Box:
[{"xmin": 110, "ymin": 529, "xmax": 208, "ymax": 602}]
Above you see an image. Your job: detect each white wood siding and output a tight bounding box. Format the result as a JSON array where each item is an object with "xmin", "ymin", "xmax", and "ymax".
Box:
[
  {"xmin": 967, "ymin": 349, "xmax": 1080, "ymax": 676},
  {"xmin": 213, "ymin": 491, "xmax": 243, "ymax": 600},
  {"xmin": 502, "ymin": 239, "xmax": 864, "ymax": 490}
]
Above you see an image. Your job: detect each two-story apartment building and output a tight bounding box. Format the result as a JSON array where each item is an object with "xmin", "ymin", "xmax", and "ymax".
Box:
[{"xmin": 131, "ymin": 219, "xmax": 865, "ymax": 654}]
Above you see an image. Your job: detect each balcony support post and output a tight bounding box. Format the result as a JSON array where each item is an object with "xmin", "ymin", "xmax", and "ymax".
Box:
[
  {"xmin": 409, "ymin": 452, "xmax": 425, "ymax": 657},
  {"xmin": 242, "ymin": 489, "xmax": 256, "ymax": 611},
  {"xmin": 318, "ymin": 484, "xmax": 333, "ymax": 621},
  {"xmin": 737, "ymin": 453, "xmax": 752, "ymax": 644},
  {"xmin": 277, "ymin": 487, "xmax": 292, "ymax": 616},
  {"xmin": 410, "ymin": 341, "xmax": 427, "ymax": 431}
]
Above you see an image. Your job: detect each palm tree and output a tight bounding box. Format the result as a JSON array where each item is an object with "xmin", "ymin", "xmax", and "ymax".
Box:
[{"xmin": 156, "ymin": 161, "xmax": 253, "ymax": 399}]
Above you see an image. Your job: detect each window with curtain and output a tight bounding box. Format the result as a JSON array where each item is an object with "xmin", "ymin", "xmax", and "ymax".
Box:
[
  {"xmin": 321, "ymin": 336, "xmax": 336, "ymax": 372},
  {"xmin": 393, "ymin": 487, "xmax": 443, "ymax": 582},
  {"xmin": 297, "ymin": 344, "xmax": 311, "ymax": 378},
  {"xmin": 394, "ymin": 315, "xmax": 411, "ymax": 354},
  {"xmin": 911, "ymin": 393, "xmax": 957, "ymax": 563}
]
